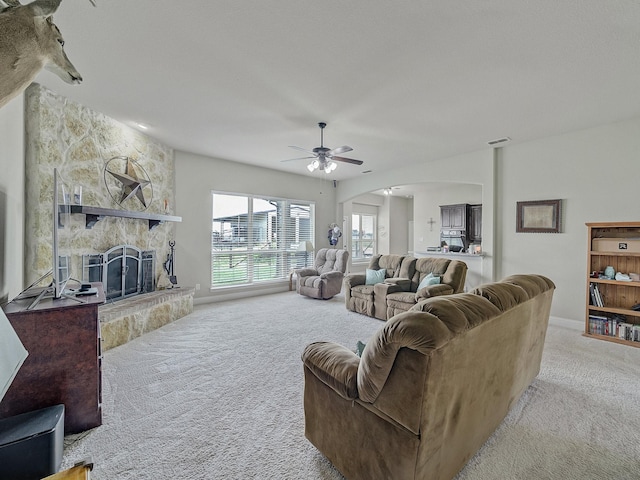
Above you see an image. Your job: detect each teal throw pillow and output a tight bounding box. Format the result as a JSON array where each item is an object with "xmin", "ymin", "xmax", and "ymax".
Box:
[
  {"xmin": 355, "ymin": 340, "xmax": 366, "ymax": 357},
  {"xmin": 365, "ymin": 268, "xmax": 386, "ymax": 285},
  {"xmin": 418, "ymin": 272, "xmax": 440, "ymax": 290}
]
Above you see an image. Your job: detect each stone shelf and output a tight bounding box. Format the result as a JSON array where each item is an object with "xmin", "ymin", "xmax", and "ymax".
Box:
[{"xmin": 60, "ymin": 204, "xmax": 182, "ymax": 230}]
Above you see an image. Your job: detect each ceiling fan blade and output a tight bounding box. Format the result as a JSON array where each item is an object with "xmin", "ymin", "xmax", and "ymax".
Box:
[
  {"xmin": 281, "ymin": 156, "xmax": 315, "ymax": 163},
  {"xmin": 332, "ymin": 156, "xmax": 364, "ymax": 165},
  {"xmin": 289, "ymin": 145, "xmax": 316, "ymax": 155},
  {"xmin": 328, "ymin": 145, "xmax": 353, "ymax": 156}
]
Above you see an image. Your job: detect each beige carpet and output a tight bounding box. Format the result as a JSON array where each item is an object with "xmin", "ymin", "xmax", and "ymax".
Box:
[{"xmin": 61, "ymin": 292, "xmax": 640, "ymax": 479}]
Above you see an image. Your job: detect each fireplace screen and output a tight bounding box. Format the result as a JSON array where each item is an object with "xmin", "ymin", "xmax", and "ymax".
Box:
[{"xmin": 83, "ymin": 245, "xmax": 155, "ymax": 301}]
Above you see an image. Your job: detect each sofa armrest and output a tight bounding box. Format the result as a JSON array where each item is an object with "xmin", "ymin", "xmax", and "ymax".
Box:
[
  {"xmin": 415, "ymin": 284, "xmax": 454, "ymax": 301},
  {"xmin": 374, "ymin": 281, "xmax": 405, "ymax": 297},
  {"xmin": 295, "ymin": 267, "xmax": 319, "ymax": 277},
  {"xmin": 384, "ymin": 277, "xmax": 412, "ymax": 290},
  {"xmin": 344, "ymin": 273, "xmax": 366, "ymax": 289},
  {"xmin": 302, "ymin": 342, "xmax": 360, "ymax": 400},
  {"xmin": 320, "ymin": 271, "xmax": 344, "ymax": 281},
  {"xmin": 357, "ymin": 311, "xmax": 452, "ymax": 403}
]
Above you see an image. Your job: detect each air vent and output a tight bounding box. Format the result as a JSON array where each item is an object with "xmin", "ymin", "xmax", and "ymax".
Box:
[
  {"xmin": 362, "ymin": 170, "xmax": 373, "ymax": 174},
  {"xmin": 487, "ymin": 137, "xmax": 511, "ymax": 146}
]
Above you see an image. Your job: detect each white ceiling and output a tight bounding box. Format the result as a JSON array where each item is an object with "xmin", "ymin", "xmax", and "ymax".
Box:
[{"xmin": 35, "ymin": 0, "xmax": 640, "ymax": 181}]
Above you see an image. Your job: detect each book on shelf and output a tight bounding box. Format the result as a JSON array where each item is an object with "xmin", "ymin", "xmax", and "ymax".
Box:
[
  {"xmin": 614, "ymin": 322, "xmax": 640, "ymax": 342},
  {"xmin": 589, "ymin": 315, "xmax": 611, "ymax": 336},
  {"xmin": 587, "ymin": 315, "xmax": 640, "ymax": 341},
  {"xmin": 589, "ymin": 283, "xmax": 604, "ymax": 307}
]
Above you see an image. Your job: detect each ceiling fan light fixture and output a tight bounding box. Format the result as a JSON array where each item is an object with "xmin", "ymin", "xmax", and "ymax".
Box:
[{"xmin": 283, "ymin": 122, "xmax": 364, "ymax": 174}]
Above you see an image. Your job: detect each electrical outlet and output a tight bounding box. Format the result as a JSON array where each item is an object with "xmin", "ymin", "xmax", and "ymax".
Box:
[{"xmin": 195, "ymin": 283, "xmax": 201, "ymax": 290}]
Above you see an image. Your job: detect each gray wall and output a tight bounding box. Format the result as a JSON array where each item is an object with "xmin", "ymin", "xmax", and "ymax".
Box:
[
  {"xmin": 412, "ymin": 183, "xmax": 482, "ymax": 251},
  {"xmin": 0, "ymin": 94, "xmax": 25, "ymax": 303},
  {"xmin": 495, "ymin": 117, "xmax": 640, "ymax": 320},
  {"xmin": 4, "ymin": 89, "xmax": 640, "ymax": 322},
  {"xmin": 337, "ymin": 116, "xmax": 640, "ymax": 321},
  {"xmin": 338, "ymin": 148, "xmax": 497, "ymax": 295},
  {"xmin": 174, "ymin": 150, "xmax": 339, "ymax": 303}
]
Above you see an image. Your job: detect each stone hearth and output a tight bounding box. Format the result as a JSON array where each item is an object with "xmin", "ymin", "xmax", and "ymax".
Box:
[{"xmin": 99, "ymin": 288, "xmax": 195, "ymax": 351}]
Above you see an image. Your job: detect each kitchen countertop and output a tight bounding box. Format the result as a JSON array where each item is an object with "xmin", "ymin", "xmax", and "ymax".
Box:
[{"xmin": 414, "ymin": 251, "xmax": 485, "ymax": 258}]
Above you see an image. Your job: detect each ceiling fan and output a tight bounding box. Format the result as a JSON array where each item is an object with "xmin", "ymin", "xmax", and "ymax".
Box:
[{"xmin": 282, "ymin": 122, "xmax": 364, "ymax": 173}]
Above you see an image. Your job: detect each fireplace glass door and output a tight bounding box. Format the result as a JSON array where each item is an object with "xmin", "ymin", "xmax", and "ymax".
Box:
[
  {"xmin": 105, "ymin": 246, "xmax": 141, "ymax": 299},
  {"xmin": 83, "ymin": 245, "xmax": 155, "ymax": 302}
]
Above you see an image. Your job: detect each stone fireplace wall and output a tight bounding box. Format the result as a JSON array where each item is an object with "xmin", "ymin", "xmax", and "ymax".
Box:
[{"xmin": 24, "ymin": 83, "xmax": 177, "ymax": 289}]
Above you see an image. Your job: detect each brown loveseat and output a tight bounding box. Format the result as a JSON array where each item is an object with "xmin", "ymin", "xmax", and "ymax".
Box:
[
  {"xmin": 343, "ymin": 254, "xmax": 406, "ymax": 319},
  {"xmin": 385, "ymin": 256, "xmax": 468, "ymax": 319},
  {"xmin": 344, "ymin": 254, "xmax": 467, "ymax": 320},
  {"xmin": 302, "ymin": 274, "xmax": 555, "ymax": 480}
]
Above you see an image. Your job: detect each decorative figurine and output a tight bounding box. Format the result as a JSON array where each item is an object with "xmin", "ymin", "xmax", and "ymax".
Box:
[{"xmin": 328, "ymin": 223, "xmax": 342, "ymax": 246}]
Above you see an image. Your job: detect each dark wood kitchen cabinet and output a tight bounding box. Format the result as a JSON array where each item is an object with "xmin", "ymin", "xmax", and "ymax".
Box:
[
  {"xmin": 0, "ymin": 284, "xmax": 105, "ymax": 434},
  {"xmin": 440, "ymin": 204, "xmax": 468, "ymax": 230},
  {"xmin": 469, "ymin": 204, "xmax": 483, "ymax": 243}
]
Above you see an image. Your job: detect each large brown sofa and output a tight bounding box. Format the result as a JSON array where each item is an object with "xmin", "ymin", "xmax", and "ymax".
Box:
[
  {"xmin": 344, "ymin": 254, "xmax": 468, "ymax": 320},
  {"xmin": 302, "ymin": 274, "xmax": 555, "ymax": 480}
]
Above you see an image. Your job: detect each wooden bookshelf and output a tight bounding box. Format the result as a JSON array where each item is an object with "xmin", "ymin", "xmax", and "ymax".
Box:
[{"xmin": 585, "ymin": 222, "xmax": 640, "ymax": 348}]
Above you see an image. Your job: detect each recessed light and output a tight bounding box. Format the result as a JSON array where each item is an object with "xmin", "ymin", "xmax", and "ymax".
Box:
[{"xmin": 136, "ymin": 123, "xmax": 148, "ymax": 130}]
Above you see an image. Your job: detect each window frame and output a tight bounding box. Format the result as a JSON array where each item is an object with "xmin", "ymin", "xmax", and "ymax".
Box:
[
  {"xmin": 351, "ymin": 212, "xmax": 377, "ymax": 261},
  {"xmin": 211, "ymin": 191, "xmax": 315, "ymax": 288}
]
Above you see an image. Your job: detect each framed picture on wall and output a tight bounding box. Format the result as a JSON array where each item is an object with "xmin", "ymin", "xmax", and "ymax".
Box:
[{"xmin": 516, "ymin": 199, "xmax": 562, "ymax": 233}]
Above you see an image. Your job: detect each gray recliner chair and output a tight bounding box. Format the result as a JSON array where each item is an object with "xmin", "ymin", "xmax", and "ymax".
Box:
[{"xmin": 295, "ymin": 248, "xmax": 349, "ymax": 299}]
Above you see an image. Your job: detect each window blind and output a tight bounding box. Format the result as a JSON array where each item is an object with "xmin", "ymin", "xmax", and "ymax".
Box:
[{"xmin": 212, "ymin": 193, "xmax": 315, "ymax": 287}]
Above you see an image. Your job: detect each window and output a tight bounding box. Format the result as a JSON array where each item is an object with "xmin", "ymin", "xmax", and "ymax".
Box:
[
  {"xmin": 352, "ymin": 213, "xmax": 376, "ymax": 260},
  {"xmin": 211, "ymin": 192, "xmax": 314, "ymax": 287}
]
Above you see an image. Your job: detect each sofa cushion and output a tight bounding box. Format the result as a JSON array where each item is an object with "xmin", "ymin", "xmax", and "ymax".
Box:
[
  {"xmin": 368, "ymin": 254, "xmax": 405, "ymax": 278},
  {"xmin": 470, "ymin": 283, "xmax": 528, "ymax": 311},
  {"xmin": 386, "ymin": 291, "xmax": 417, "ymax": 306},
  {"xmin": 366, "ymin": 268, "xmax": 387, "ymax": 285},
  {"xmin": 417, "ymin": 272, "xmax": 440, "ymax": 290},
  {"xmin": 503, "ymin": 274, "xmax": 555, "ymax": 298},
  {"xmin": 412, "ymin": 258, "xmax": 451, "ymax": 290},
  {"xmin": 350, "ymin": 284, "xmax": 375, "ymax": 300},
  {"xmin": 411, "ymin": 294, "xmax": 501, "ymax": 332},
  {"xmin": 314, "ymin": 248, "xmax": 349, "ymax": 275}
]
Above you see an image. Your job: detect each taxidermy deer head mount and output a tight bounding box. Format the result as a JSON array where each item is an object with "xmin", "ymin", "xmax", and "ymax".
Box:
[{"xmin": 0, "ymin": 0, "xmax": 95, "ymax": 109}]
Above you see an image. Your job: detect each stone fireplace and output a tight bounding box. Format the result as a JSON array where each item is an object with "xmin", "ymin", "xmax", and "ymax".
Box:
[
  {"xmin": 23, "ymin": 83, "xmax": 176, "ymax": 291},
  {"xmin": 21, "ymin": 84, "xmax": 195, "ymax": 350}
]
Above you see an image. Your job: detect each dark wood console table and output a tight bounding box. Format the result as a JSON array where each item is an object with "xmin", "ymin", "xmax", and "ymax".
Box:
[{"xmin": 0, "ymin": 284, "xmax": 105, "ymax": 434}]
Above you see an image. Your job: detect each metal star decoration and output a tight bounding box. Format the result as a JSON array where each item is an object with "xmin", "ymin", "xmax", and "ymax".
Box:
[{"xmin": 104, "ymin": 156, "xmax": 153, "ymax": 209}]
